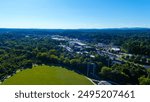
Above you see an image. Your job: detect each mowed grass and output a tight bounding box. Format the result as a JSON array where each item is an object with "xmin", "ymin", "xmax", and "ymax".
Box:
[{"xmin": 2, "ymin": 65, "xmax": 93, "ymax": 85}]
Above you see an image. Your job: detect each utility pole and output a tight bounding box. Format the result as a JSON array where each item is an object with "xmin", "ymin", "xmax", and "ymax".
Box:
[
  {"xmin": 87, "ymin": 64, "xmax": 90, "ymax": 77},
  {"xmin": 108, "ymin": 58, "xmax": 110, "ymax": 67}
]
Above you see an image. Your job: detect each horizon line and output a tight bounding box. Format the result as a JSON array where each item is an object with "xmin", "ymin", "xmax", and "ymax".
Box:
[{"xmin": 0, "ymin": 27, "xmax": 150, "ymax": 30}]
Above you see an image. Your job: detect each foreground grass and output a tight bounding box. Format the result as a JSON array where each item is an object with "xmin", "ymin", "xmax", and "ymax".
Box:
[{"xmin": 2, "ymin": 65, "xmax": 93, "ymax": 85}]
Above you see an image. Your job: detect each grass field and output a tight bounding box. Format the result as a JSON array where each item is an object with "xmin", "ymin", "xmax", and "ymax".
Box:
[{"xmin": 2, "ymin": 65, "xmax": 93, "ymax": 85}]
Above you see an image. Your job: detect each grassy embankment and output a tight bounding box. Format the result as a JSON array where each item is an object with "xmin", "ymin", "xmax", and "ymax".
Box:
[{"xmin": 2, "ymin": 65, "xmax": 93, "ymax": 85}]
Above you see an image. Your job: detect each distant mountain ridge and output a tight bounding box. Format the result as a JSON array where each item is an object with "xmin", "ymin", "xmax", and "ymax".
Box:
[{"xmin": 0, "ymin": 27, "xmax": 150, "ymax": 33}]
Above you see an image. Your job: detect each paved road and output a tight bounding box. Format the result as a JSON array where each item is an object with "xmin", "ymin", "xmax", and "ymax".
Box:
[{"xmin": 85, "ymin": 77, "xmax": 112, "ymax": 85}]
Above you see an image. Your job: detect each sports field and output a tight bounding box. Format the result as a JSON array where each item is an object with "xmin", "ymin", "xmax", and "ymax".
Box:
[{"xmin": 2, "ymin": 65, "xmax": 93, "ymax": 85}]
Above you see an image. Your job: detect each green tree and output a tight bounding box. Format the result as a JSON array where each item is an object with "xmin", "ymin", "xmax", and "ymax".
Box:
[{"xmin": 139, "ymin": 76, "xmax": 150, "ymax": 85}]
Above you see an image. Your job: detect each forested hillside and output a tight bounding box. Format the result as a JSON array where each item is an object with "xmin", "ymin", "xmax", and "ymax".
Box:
[{"xmin": 0, "ymin": 28, "xmax": 150, "ymax": 85}]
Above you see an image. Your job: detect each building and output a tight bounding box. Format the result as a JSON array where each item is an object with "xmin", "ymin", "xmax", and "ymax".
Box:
[{"xmin": 111, "ymin": 47, "xmax": 121, "ymax": 53}]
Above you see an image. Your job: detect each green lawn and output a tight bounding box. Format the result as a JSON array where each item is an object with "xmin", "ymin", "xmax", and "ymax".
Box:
[{"xmin": 2, "ymin": 65, "xmax": 93, "ymax": 85}]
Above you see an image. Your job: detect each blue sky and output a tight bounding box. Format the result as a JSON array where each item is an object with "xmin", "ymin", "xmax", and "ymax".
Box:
[{"xmin": 0, "ymin": 0, "xmax": 150, "ymax": 28}]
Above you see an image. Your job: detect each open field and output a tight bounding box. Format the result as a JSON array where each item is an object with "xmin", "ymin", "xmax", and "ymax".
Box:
[{"xmin": 2, "ymin": 65, "xmax": 93, "ymax": 85}]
